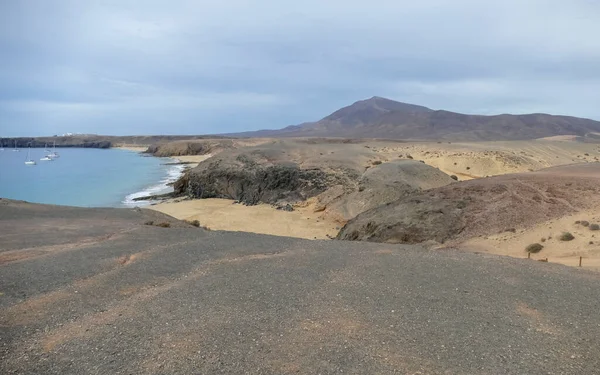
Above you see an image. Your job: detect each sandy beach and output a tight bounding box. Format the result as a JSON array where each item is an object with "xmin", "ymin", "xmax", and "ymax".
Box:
[
  {"xmin": 149, "ymin": 198, "xmax": 340, "ymax": 239},
  {"xmin": 113, "ymin": 145, "xmax": 149, "ymax": 153},
  {"xmin": 115, "ymin": 145, "xmax": 338, "ymax": 239}
]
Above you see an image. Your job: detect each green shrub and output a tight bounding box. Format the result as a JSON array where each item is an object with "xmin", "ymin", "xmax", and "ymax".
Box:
[
  {"xmin": 540, "ymin": 237, "xmax": 546, "ymax": 242},
  {"xmin": 372, "ymin": 160, "xmax": 382, "ymax": 165},
  {"xmin": 581, "ymin": 220, "xmax": 590, "ymax": 227},
  {"xmin": 144, "ymin": 220, "xmax": 154, "ymax": 225},
  {"xmin": 525, "ymin": 243, "xmax": 544, "ymax": 253},
  {"xmin": 590, "ymin": 224, "xmax": 600, "ymax": 231},
  {"xmin": 156, "ymin": 222, "xmax": 171, "ymax": 228},
  {"xmin": 559, "ymin": 232, "xmax": 575, "ymax": 241},
  {"xmin": 450, "ymin": 175, "xmax": 458, "ymax": 181}
]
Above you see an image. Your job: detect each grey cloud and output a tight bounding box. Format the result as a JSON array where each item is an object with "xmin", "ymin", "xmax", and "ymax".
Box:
[{"xmin": 1, "ymin": 0, "xmax": 599, "ymax": 136}]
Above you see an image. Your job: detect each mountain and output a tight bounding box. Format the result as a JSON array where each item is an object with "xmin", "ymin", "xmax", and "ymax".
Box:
[{"xmin": 229, "ymin": 96, "xmax": 600, "ymax": 141}]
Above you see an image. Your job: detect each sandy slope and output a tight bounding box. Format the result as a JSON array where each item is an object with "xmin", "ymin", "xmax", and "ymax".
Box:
[
  {"xmin": 461, "ymin": 210, "xmax": 600, "ymax": 271},
  {"xmin": 149, "ymin": 198, "xmax": 340, "ymax": 239},
  {"xmin": 369, "ymin": 140, "xmax": 600, "ymax": 180}
]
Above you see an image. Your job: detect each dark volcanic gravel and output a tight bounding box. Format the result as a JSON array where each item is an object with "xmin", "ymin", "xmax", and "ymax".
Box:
[{"xmin": 1, "ymin": 199, "xmax": 600, "ymax": 374}]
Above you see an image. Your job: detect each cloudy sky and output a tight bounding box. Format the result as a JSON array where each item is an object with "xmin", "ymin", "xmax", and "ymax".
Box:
[{"xmin": 1, "ymin": 0, "xmax": 599, "ymax": 136}]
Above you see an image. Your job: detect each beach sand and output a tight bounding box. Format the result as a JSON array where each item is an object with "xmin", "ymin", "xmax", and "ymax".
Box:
[
  {"xmin": 149, "ymin": 198, "xmax": 340, "ymax": 240},
  {"xmin": 113, "ymin": 145, "xmax": 149, "ymax": 152},
  {"xmin": 170, "ymin": 154, "xmax": 212, "ymax": 167},
  {"xmin": 114, "ymin": 145, "xmax": 212, "ymax": 167}
]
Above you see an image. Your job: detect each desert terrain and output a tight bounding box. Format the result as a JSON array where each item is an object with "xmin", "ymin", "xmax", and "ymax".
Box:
[
  {"xmin": 129, "ymin": 135, "xmax": 600, "ymax": 271},
  {"xmin": 2, "ymin": 198, "xmax": 600, "ymax": 374},
  {"xmin": 5, "ymin": 97, "xmax": 600, "ymax": 373}
]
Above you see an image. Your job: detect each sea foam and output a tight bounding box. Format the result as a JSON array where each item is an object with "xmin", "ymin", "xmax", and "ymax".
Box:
[{"xmin": 122, "ymin": 162, "xmax": 185, "ymax": 206}]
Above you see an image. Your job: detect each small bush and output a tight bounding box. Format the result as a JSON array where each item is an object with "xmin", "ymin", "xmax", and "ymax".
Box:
[
  {"xmin": 450, "ymin": 175, "xmax": 458, "ymax": 181},
  {"xmin": 156, "ymin": 222, "xmax": 171, "ymax": 228},
  {"xmin": 589, "ymin": 241, "xmax": 594, "ymax": 245},
  {"xmin": 186, "ymin": 219, "xmax": 200, "ymax": 227},
  {"xmin": 575, "ymin": 220, "xmax": 581, "ymax": 224},
  {"xmin": 525, "ymin": 243, "xmax": 544, "ymax": 253},
  {"xmin": 466, "ymin": 166, "xmax": 471, "ymax": 170},
  {"xmin": 590, "ymin": 224, "xmax": 600, "ymax": 231},
  {"xmin": 372, "ymin": 160, "xmax": 382, "ymax": 165},
  {"xmin": 504, "ymin": 228, "xmax": 516, "ymax": 233},
  {"xmin": 540, "ymin": 237, "xmax": 546, "ymax": 242},
  {"xmin": 144, "ymin": 220, "xmax": 154, "ymax": 225},
  {"xmin": 406, "ymin": 154, "xmax": 413, "ymax": 159},
  {"xmin": 559, "ymin": 232, "xmax": 575, "ymax": 241},
  {"xmin": 581, "ymin": 221, "xmax": 590, "ymax": 227}
]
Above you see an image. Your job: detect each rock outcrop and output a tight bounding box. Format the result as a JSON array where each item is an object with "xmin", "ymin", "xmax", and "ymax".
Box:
[
  {"xmin": 337, "ymin": 163, "xmax": 600, "ymax": 244},
  {"xmin": 175, "ymin": 152, "xmax": 333, "ymax": 205},
  {"xmin": 173, "ymin": 140, "xmax": 456, "ymax": 215}
]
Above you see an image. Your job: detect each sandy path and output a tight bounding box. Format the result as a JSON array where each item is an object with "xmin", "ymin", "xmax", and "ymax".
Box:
[{"xmin": 149, "ymin": 198, "xmax": 340, "ymax": 239}]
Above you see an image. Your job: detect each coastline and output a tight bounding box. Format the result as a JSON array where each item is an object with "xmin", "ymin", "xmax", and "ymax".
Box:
[
  {"xmin": 113, "ymin": 146, "xmax": 188, "ymax": 207},
  {"xmin": 113, "ymin": 146, "xmax": 210, "ymax": 207},
  {"xmin": 112, "ymin": 146, "xmax": 340, "ymax": 239}
]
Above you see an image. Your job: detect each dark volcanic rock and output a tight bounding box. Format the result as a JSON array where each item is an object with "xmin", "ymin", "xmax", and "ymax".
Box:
[
  {"xmin": 175, "ymin": 156, "xmax": 330, "ymax": 205},
  {"xmin": 337, "ymin": 197, "xmax": 467, "ymax": 244}
]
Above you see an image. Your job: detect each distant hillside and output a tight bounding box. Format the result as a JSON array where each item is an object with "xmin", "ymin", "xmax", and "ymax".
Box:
[
  {"xmin": 230, "ymin": 96, "xmax": 600, "ymax": 141},
  {"xmin": 0, "ymin": 135, "xmax": 227, "ymax": 149}
]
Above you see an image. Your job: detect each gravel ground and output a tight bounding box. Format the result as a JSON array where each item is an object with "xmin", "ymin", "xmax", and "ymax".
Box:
[{"xmin": 1, "ymin": 199, "xmax": 600, "ymax": 374}]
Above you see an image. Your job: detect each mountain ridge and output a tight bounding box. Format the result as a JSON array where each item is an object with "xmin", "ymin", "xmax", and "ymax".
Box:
[{"xmin": 225, "ymin": 96, "xmax": 600, "ymax": 141}]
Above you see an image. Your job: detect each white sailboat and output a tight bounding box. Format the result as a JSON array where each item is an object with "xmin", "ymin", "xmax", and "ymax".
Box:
[
  {"xmin": 12, "ymin": 140, "xmax": 20, "ymax": 152},
  {"xmin": 24, "ymin": 145, "xmax": 36, "ymax": 165},
  {"xmin": 40, "ymin": 143, "xmax": 53, "ymax": 161},
  {"xmin": 48, "ymin": 140, "xmax": 60, "ymax": 159}
]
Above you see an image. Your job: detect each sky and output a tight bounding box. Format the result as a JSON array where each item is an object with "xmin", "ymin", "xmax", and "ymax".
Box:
[{"xmin": 1, "ymin": 0, "xmax": 599, "ymax": 137}]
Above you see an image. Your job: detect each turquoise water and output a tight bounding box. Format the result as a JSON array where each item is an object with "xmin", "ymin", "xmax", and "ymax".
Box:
[{"xmin": 0, "ymin": 148, "xmax": 182, "ymax": 207}]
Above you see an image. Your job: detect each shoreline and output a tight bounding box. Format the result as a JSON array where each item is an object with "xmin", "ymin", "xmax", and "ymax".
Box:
[{"xmin": 114, "ymin": 146, "xmax": 213, "ymax": 209}]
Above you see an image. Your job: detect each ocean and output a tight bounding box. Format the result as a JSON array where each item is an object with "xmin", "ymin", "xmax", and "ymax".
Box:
[{"xmin": 0, "ymin": 147, "xmax": 183, "ymax": 207}]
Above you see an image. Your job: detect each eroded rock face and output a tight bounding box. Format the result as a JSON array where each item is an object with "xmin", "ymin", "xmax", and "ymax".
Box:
[{"xmin": 175, "ymin": 157, "xmax": 331, "ymax": 205}]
